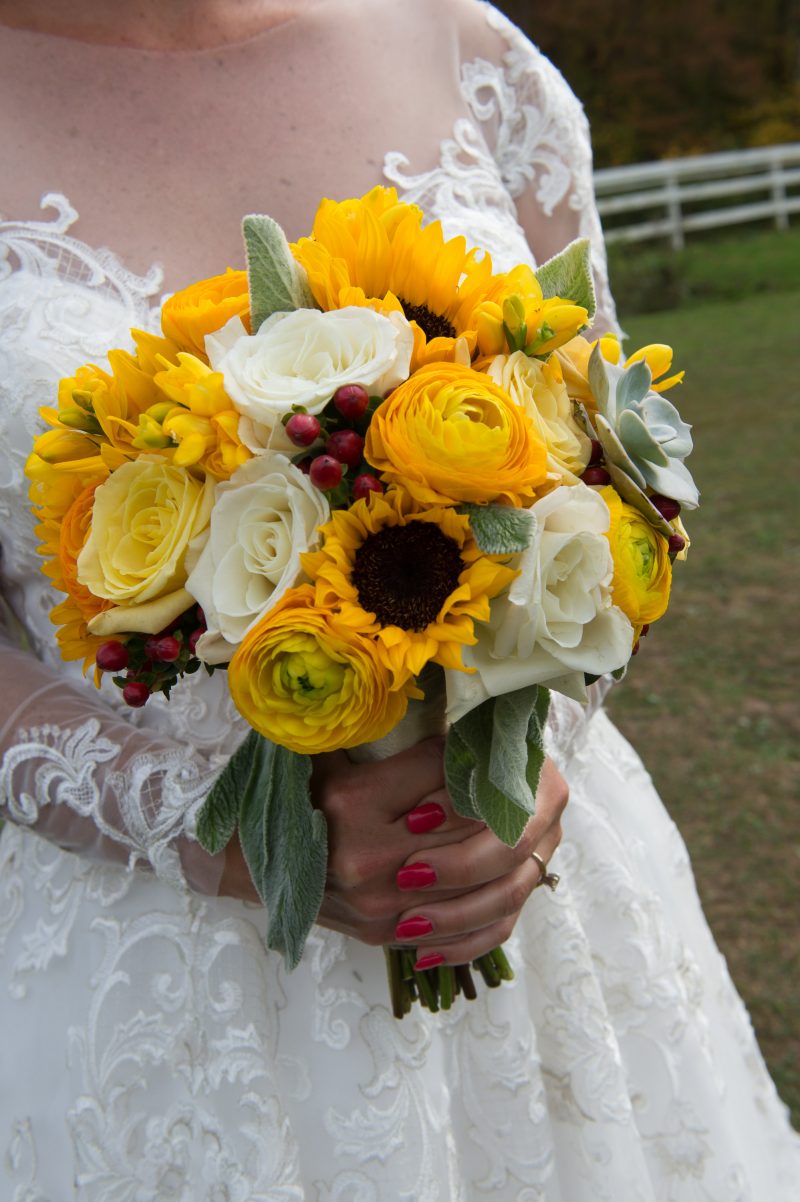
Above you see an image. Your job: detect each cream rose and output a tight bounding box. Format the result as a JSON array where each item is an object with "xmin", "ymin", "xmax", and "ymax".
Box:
[
  {"xmin": 485, "ymin": 351, "xmax": 591, "ymax": 485},
  {"xmin": 185, "ymin": 453, "xmax": 330, "ymax": 664},
  {"xmin": 445, "ymin": 484, "xmax": 633, "ymax": 721},
  {"xmin": 79, "ymin": 458, "xmax": 214, "ymax": 635},
  {"xmin": 206, "ymin": 306, "xmax": 414, "ymax": 453}
]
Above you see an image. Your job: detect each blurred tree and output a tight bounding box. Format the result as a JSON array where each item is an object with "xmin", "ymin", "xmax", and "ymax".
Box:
[{"xmin": 494, "ymin": 0, "xmax": 800, "ymax": 165}]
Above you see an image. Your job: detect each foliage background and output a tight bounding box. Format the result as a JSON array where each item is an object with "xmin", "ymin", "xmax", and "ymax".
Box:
[{"xmin": 494, "ymin": 0, "xmax": 800, "ymax": 166}]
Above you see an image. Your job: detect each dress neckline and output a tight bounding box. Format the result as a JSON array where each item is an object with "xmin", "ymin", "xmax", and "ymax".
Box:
[{"xmin": 0, "ymin": 1, "xmax": 333, "ymax": 58}]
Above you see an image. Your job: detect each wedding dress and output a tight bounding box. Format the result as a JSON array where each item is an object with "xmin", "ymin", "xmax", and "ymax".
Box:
[{"xmin": 1, "ymin": 5, "xmax": 798, "ymax": 1199}]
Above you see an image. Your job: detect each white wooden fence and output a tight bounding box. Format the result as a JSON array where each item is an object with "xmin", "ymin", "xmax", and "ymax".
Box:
[{"xmin": 594, "ymin": 144, "xmax": 800, "ymax": 249}]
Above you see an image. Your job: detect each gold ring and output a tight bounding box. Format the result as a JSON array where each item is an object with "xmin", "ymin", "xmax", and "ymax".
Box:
[{"xmin": 531, "ymin": 850, "xmax": 560, "ymax": 891}]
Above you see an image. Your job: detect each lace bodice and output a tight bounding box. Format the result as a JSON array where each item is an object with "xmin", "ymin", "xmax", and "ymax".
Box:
[{"xmin": 0, "ymin": 3, "xmax": 617, "ymax": 885}]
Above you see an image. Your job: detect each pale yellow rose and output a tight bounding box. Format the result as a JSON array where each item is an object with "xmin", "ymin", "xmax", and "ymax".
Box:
[
  {"xmin": 485, "ymin": 351, "xmax": 592, "ymax": 486},
  {"xmin": 78, "ymin": 458, "xmax": 214, "ymax": 633}
]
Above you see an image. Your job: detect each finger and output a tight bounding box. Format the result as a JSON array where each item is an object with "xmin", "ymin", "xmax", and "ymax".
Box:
[
  {"xmin": 400, "ymin": 787, "xmax": 484, "ymax": 840},
  {"xmin": 324, "ymin": 735, "xmax": 448, "ymax": 821},
  {"xmin": 410, "ymin": 916, "xmax": 519, "ymax": 968},
  {"xmin": 393, "ymin": 821, "xmax": 562, "ymax": 944},
  {"xmin": 395, "ymin": 811, "xmax": 553, "ymax": 895}
]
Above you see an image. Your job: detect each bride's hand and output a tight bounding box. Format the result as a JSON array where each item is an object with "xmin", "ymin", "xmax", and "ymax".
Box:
[{"xmin": 219, "ymin": 736, "xmax": 568, "ymax": 961}]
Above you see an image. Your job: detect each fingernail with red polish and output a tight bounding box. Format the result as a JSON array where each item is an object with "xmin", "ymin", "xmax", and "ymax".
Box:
[
  {"xmin": 414, "ymin": 953, "xmax": 445, "ymax": 971},
  {"xmin": 396, "ymin": 862, "xmax": 437, "ymax": 890},
  {"xmin": 395, "ymin": 915, "xmax": 434, "ymax": 940},
  {"xmin": 405, "ymin": 802, "xmax": 447, "ymax": 834}
]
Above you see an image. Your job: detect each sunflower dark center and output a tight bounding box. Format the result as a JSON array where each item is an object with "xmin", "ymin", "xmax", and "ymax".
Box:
[
  {"xmin": 352, "ymin": 523, "xmax": 464, "ymax": 631},
  {"xmin": 399, "ymin": 298, "xmax": 457, "ymax": 343}
]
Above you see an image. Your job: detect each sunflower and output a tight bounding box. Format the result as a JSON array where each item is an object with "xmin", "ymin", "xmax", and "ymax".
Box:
[
  {"xmin": 292, "ymin": 188, "xmax": 588, "ymax": 370},
  {"xmin": 28, "ymin": 465, "xmax": 111, "ymax": 676},
  {"xmin": 301, "ymin": 488, "xmax": 516, "ymax": 684},
  {"xmin": 292, "ymin": 187, "xmax": 499, "ymax": 369}
]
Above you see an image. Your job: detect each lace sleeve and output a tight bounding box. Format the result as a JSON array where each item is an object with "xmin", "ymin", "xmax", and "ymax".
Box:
[
  {"xmin": 0, "ymin": 607, "xmax": 229, "ymax": 894},
  {"xmin": 466, "ymin": 3, "xmax": 621, "ymax": 336}
]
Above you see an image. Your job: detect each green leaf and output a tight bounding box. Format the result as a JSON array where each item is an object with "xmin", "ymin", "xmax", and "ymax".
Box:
[
  {"xmin": 534, "ymin": 237, "xmax": 596, "ymax": 322},
  {"xmin": 237, "ymin": 738, "xmax": 327, "ymax": 971},
  {"xmin": 445, "ymin": 686, "xmax": 550, "ymax": 846},
  {"xmin": 242, "ymin": 214, "xmax": 317, "ymax": 331},
  {"xmin": 196, "ymin": 729, "xmax": 260, "ymax": 854},
  {"xmin": 462, "ymin": 503, "xmax": 535, "ymax": 555}
]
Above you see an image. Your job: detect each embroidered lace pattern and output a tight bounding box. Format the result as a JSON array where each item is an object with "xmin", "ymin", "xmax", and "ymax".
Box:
[{"xmin": 1, "ymin": 10, "xmax": 798, "ymax": 1201}]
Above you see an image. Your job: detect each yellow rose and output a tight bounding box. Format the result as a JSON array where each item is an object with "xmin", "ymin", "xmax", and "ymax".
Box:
[
  {"xmin": 602, "ymin": 486, "xmax": 672, "ymax": 639},
  {"xmin": 228, "ymin": 585, "xmax": 414, "ymax": 753},
  {"xmin": 364, "ymin": 362, "xmax": 547, "ymax": 507},
  {"xmin": 77, "ymin": 458, "xmax": 213, "ymax": 633},
  {"xmin": 161, "ymin": 269, "xmax": 251, "ymax": 361}
]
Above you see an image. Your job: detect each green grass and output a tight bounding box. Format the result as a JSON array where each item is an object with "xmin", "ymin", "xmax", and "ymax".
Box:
[
  {"xmin": 605, "ymin": 248, "xmax": 800, "ymax": 1125},
  {"xmin": 607, "ymin": 224, "xmax": 800, "ymax": 315}
]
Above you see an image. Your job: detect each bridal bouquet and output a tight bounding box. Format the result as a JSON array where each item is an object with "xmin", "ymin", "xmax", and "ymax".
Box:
[{"xmin": 26, "ymin": 186, "xmax": 698, "ymax": 1016}]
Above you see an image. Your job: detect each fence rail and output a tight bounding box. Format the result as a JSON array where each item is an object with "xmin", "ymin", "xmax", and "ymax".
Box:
[{"xmin": 594, "ymin": 144, "xmax": 800, "ymax": 249}]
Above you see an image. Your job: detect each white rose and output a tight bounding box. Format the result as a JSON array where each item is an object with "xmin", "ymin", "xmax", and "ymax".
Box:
[
  {"xmin": 445, "ymin": 484, "xmax": 633, "ymax": 722},
  {"xmin": 486, "ymin": 351, "xmax": 592, "ymax": 485},
  {"xmin": 185, "ymin": 453, "xmax": 330, "ymax": 664},
  {"xmin": 206, "ymin": 306, "xmax": 414, "ymax": 453}
]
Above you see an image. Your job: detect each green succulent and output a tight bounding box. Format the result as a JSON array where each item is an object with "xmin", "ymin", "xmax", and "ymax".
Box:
[{"xmin": 588, "ymin": 346, "xmax": 699, "ymax": 530}]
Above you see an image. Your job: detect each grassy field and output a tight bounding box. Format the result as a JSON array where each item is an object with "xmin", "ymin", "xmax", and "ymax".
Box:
[{"xmin": 605, "ymin": 228, "xmax": 800, "ymax": 1124}]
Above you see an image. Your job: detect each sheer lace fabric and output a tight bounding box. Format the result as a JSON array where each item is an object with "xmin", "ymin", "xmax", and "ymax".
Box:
[{"xmin": 1, "ymin": 4, "xmax": 798, "ymax": 1199}]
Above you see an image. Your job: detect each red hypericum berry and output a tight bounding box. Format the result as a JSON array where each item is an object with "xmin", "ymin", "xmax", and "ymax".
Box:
[
  {"xmin": 650, "ymin": 493, "xmax": 681, "ymax": 521},
  {"xmin": 333, "ymin": 383, "xmax": 369, "ymax": 421},
  {"xmin": 352, "ymin": 473, "xmax": 384, "ymax": 500},
  {"xmin": 188, "ymin": 628, "xmax": 205, "ymax": 655},
  {"xmin": 309, "ymin": 455, "xmax": 343, "ymax": 490},
  {"xmin": 589, "ymin": 438, "xmax": 604, "ymax": 465},
  {"xmin": 122, "ymin": 680, "xmax": 150, "ymax": 707},
  {"xmin": 95, "ymin": 640, "xmax": 129, "ymax": 672},
  {"xmin": 195, "ymin": 606, "xmax": 206, "ymax": 627},
  {"xmin": 144, "ymin": 634, "xmax": 182, "ymax": 663},
  {"xmin": 296, "ymin": 456, "xmax": 313, "ymax": 475},
  {"xmin": 286, "ymin": 413, "xmax": 322, "ymax": 447},
  {"xmin": 581, "ymin": 466, "xmax": 612, "ymax": 486},
  {"xmin": 668, "ymin": 533, "xmax": 686, "ymax": 554},
  {"xmin": 326, "ymin": 429, "xmax": 364, "ymax": 468}
]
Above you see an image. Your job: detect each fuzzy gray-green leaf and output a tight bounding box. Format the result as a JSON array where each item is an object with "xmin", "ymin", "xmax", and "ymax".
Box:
[
  {"xmin": 243, "ymin": 214, "xmax": 317, "ymax": 331},
  {"xmin": 235, "ymin": 737, "xmax": 327, "ymax": 971},
  {"xmin": 446, "ymin": 686, "xmax": 548, "ymax": 847},
  {"xmin": 196, "ymin": 729, "xmax": 260, "ymax": 854},
  {"xmin": 462, "ymin": 504, "xmax": 534, "ymax": 555},
  {"xmin": 534, "ymin": 237, "xmax": 596, "ymax": 322}
]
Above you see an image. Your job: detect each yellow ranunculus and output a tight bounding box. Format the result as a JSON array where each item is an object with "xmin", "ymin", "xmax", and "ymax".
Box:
[
  {"xmin": 228, "ymin": 585, "xmax": 415, "ymax": 753},
  {"xmin": 364, "ymin": 362, "xmax": 548, "ymax": 507},
  {"xmin": 161, "ymin": 268, "xmax": 251, "ymax": 361},
  {"xmin": 77, "ymin": 459, "xmax": 213, "ymax": 626},
  {"xmin": 602, "ymin": 486, "xmax": 672, "ymax": 640}
]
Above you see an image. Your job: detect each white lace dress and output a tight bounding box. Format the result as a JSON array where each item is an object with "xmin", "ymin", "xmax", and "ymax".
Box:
[{"xmin": 1, "ymin": 8, "xmax": 798, "ymax": 1200}]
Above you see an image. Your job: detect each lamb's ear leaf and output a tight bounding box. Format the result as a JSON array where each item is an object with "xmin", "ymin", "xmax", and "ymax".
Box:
[
  {"xmin": 243, "ymin": 214, "xmax": 317, "ymax": 330},
  {"xmin": 534, "ymin": 237, "xmax": 596, "ymax": 322}
]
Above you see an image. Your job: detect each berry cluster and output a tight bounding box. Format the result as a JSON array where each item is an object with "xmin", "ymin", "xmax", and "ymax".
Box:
[
  {"xmin": 580, "ymin": 439, "xmax": 686, "ymax": 555},
  {"xmin": 95, "ymin": 605, "xmax": 209, "ymax": 707},
  {"xmin": 284, "ymin": 384, "xmax": 383, "ymax": 504}
]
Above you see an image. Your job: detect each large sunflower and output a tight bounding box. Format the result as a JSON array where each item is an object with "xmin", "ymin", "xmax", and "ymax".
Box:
[
  {"xmin": 301, "ymin": 488, "xmax": 516, "ymax": 684},
  {"xmin": 290, "ymin": 188, "xmax": 491, "ymax": 368},
  {"xmin": 292, "ymin": 188, "xmax": 588, "ymax": 369}
]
